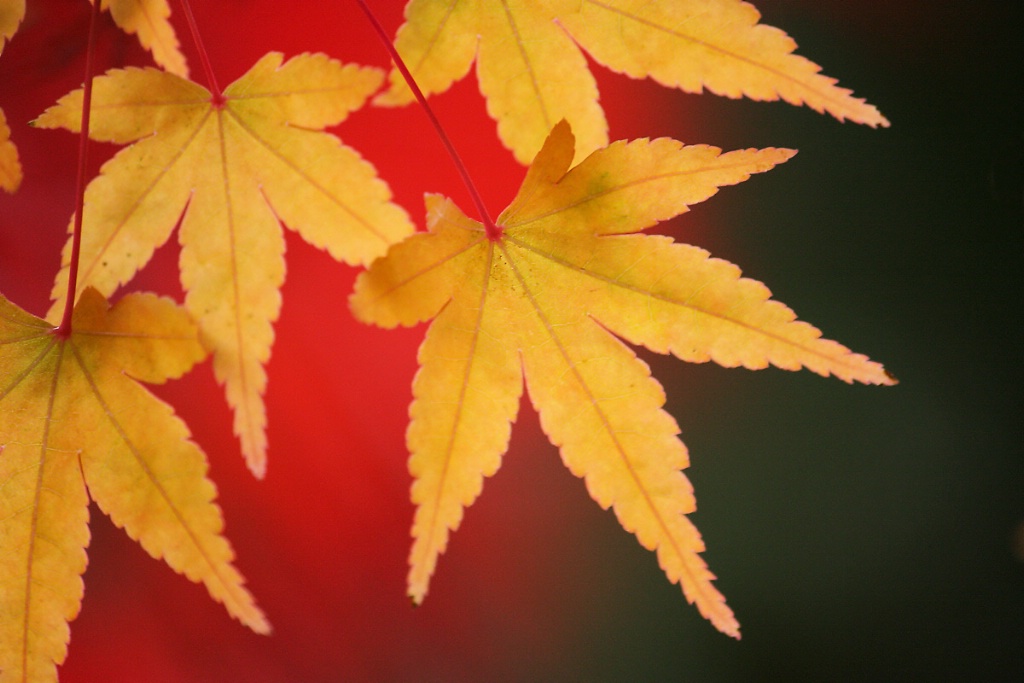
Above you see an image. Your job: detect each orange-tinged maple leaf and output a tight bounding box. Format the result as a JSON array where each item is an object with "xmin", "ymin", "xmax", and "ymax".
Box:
[
  {"xmin": 377, "ymin": 0, "xmax": 889, "ymax": 164},
  {"xmin": 0, "ymin": 288, "xmax": 268, "ymax": 683},
  {"xmin": 99, "ymin": 0, "xmax": 188, "ymax": 77},
  {"xmin": 351, "ymin": 121, "xmax": 895, "ymax": 637},
  {"xmin": 1, "ymin": 0, "xmax": 25, "ymax": 192},
  {"xmin": 1, "ymin": 0, "xmax": 184, "ymax": 75},
  {"xmin": 0, "ymin": 0, "xmax": 23, "ymax": 52},
  {"xmin": 35, "ymin": 52, "xmax": 415, "ymax": 477},
  {"xmin": 0, "ymin": 108, "xmax": 20, "ymax": 193}
]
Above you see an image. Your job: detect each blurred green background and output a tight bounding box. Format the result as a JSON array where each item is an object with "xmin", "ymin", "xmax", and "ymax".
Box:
[{"xmin": 543, "ymin": 1, "xmax": 1022, "ymax": 679}]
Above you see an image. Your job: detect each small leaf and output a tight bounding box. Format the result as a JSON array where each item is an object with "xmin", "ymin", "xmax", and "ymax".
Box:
[
  {"xmin": 35, "ymin": 52, "xmax": 415, "ymax": 476},
  {"xmin": 556, "ymin": 1, "xmax": 889, "ymax": 125},
  {"xmin": 0, "ymin": 0, "xmax": 24, "ymax": 53},
  {"xmin": 1, "ymin": 0, "xmax": 25, "ymax": 192},
  {"xmin": 378, "ymin": 0, "xmax": 888, "ymax": 164},
  {"xmin": 352, "ymin": 122, "xmax": 894, "ymax": 637},
  {"xmin": 0, "ymin": 107, "xmax": 20, "ymax": 192},
  {"xmin": 377, "ymin": 0, "xmax": 606, "ymax": 165},
  {"xmin": 101, "ymin": 0, "xmax": 189, "ymax": 77},
  {"xmin": 0, "ymin": 288, "xmax": 267, "ymax": 683}
]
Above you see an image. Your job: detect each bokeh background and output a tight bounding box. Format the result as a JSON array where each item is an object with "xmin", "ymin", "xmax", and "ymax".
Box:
[{"xmin": 1, "ymin": 1, "xmax": 1020, "ymax": 680}]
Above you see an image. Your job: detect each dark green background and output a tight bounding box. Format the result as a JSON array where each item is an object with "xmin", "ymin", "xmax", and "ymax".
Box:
[{"xmin": 538, "ymin": 1, "xmax": 1022, "ymax": 679}]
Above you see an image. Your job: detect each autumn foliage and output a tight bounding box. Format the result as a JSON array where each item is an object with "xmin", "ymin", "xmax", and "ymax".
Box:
[
  {"xmin": 0, "ymin": 1, "xmax": 893, "ymax": 681},
  {"xmin": 35, "ymin": 51, "xmax": 413, "ymax": 476}
]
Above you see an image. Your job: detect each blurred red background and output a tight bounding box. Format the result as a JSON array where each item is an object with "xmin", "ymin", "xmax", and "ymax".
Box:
[
  {"xmin": 1, "ymin": 1, "xmax": 1020, "ymax": 681},
  {"xmin": 2, "ymin": 2, "xmax": 714, "ymax": 680}
]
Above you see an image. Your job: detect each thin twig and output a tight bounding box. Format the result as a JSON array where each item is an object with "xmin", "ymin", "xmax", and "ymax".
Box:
[
  {"xmin": 354, "ymin": 0, "xmax": 502, "ymax": 240},
  {"xmin": 57, "ymin": 0, "xmax": 102, "ymax": 336}
]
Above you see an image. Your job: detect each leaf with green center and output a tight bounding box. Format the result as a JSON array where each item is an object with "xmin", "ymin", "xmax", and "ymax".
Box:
[
  {"xmin": 0, "ymin": 288, "xmax": 268, "ymax": 683},
  {"xmin": 377, "ymin": 0, "xmax": 889, "ymax": 164},
  {"xmin": 351, "ymin": 121, "xmax": 895, "ymax": 637},
  {"xmin": 34, "ymin": 52, "xmax": 415, "ymax": 477}
]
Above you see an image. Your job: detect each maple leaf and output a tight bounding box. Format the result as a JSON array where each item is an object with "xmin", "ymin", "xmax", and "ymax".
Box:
[
  {"xmin": 1, "ymin": 0, "xmax": 188, "ymax": 191},
  {"xmin": 0, "ymin": 108, "xmax": 20, "ymax": 193},
  {"xmin": 99, "ymin": 0, "xmax": 189, "ymax": 78},
  {"xmin": 0, "ymin": 0, "xmax": 25, "ymax": 192},
  {"xmin": 351, "ymin": 121, "xmax": 895, "ymax": 637},
  {"xmin": 0, "ymin": 0, "xmax": 22, "ymax": 53},
  {"xmin": 0, "ymin": 288, "xmax": 268, "ymax": 683},
  {"xmin": 1, "ymin": 0, "xmax": 184, "ymax": 75},
  {"xmin": 34, "ymin": 52, "xmax": 415, "ymax": 477},
  {"xmin": 376, "ymin": 0, "xmax": 889, "ymax": 164}
]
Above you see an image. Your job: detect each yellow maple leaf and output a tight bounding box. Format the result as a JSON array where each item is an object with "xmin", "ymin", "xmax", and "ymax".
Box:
[
  {"xmin": 1, "ymin": 0, "xmax": 25, "ymax": 192},
  {"xmin": 34, "ymin": 52, "xmax": 415, "ymax": 477},
  {"xmin": 377, "ymin": 0, "xmax": 889, "ymax": 164},
  {"xmin": 1, "ymin": 0, "xmax": 184, "ymax": 75},
  {"xmin": 0, "ymin": 108, "xmax": 20, "ymax": 193},
  {"xmin": 351, "ymin": 121, "xmax": 895, "ymax": 637},
  {"xmin": 0, "ymin": 288, "xmax": 268, "ymax": 683},
  {"xmin": 100, "ymin": 0, "xmax": 188, "ymax": 78},
  {"xmin": 0, "ymin": 0, "xmax": 23, "ymax": 53}
]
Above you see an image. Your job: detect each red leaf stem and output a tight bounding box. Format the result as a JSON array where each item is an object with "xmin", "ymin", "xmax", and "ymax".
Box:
[
  {"xmin": 56, "ymin": 0, "xmax": 102, "ymax": 337},
  {"xmin": 178, "ymin": 0, "xmax": 224, "ymax": 106},
  {"xmin": 353, "ymin": 0, "xmax": 502, "ymax": 240}
]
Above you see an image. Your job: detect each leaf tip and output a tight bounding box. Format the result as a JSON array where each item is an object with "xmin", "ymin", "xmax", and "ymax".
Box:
[
  {"xmin": 854, "ymin": 103, "xmax": 891, "ymax": 129},
  {"xmin": 847, "ymin": 354, "xmax": 897, "ymax": 387},
  {"xmin": 242, "ymin": 438, "xmax": 269, "ymax": 480},
  {"xmin": 754, "ymin": 146, "xmax": 798, "ymax": 169},
  {"xmin": 250, "ymin": 612, "xmax": 273, "ymax": 636},
  {"xmin": 408, "ymin": 577, "xmax": 430, "ymax": 607},
  {"xmin": 702, "ymin": 597, "xmax": 741, "ymax": 639}
]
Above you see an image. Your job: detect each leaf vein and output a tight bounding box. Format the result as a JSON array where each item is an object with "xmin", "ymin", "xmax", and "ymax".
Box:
[
  {"xmin": 499, "ymin": 0, "xmax": 552, "ymax": 131},
  {"xmin": 223, "ymin": 108, "xmax": 391, "ymax": 245},
  {"xmin": 21, "ymin": 341, "xmax": 66, "ymax": 679},
  {"xmin": 508, "ymin": 236, "xmax": 866, "ymax": 372},
  {"xmin": 215, "ymin": 110, "xmax": 261, "ymax": 465},
  {"xmin": 0, "ymin": 337, "xmax": 57, "ymax": 404},
  {"xmin": 415, "ymin": 242, "xmax": 496, "ymax": 576},
  {"xmin": 78, "ymin": 107, "xmax": 212, "ymax": 290},
  {"xmin": 361, "ymin": 236, "xmax": 484, "ymax": 308},
  {"xmin": 500, "ymin": 240, "xmax": 702, "ymax": 593},
  {"xmin": 506, "ymin": 161, "xmax": 757, "ymax": 229},
  {"xmin": 68, "ymin": 342, "xmax": 247, "ymax": 612},
  {"xmin": 581, "ymin": 0, "xmax": 851, "ymax": 110}
]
